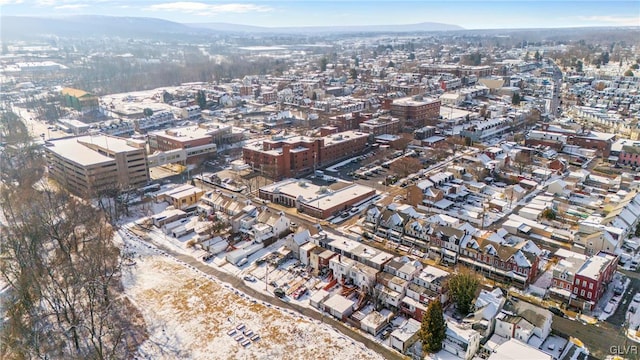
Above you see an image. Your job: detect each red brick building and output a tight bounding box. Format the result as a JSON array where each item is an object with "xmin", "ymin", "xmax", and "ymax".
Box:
[
  {"xmin": 359, "ymin": 116, "xmax": 401, "ymax": 136},
  {"xmin": 328, "ymin": 111, "xmax": 369, "ymax": 132},
  {"xmin": 572, "ymin": 251, "xmax": 617, "ymax": 310},
  {"xmin": 536, "ymin": 124, "xmax": 616, "ymax": 158},
  {"xmin": 617, "ymin": 146, "xmax": 640, "ymax": 167},
  {"xmin": 243, "ymin": 130, "xmax": 368, "ymax": 179},
  {"xmin": 390, "ymin": 97, "xmax": 441, "ymax": 129}
]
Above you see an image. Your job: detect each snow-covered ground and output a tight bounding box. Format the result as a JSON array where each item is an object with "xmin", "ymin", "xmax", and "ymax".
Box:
[{"xmin": 120, "ymin": 232, "xmax": 383, "ymax": 360}]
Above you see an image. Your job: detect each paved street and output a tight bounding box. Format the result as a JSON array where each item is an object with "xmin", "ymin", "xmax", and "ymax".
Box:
[{"xmin": 552, "ymin": 315, "xmax": 637, "ymax": 360}]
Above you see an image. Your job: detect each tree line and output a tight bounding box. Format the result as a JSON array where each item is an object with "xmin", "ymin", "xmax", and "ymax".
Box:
[{"xmin": 0, "ymin": 111, "xmax": 145, "ymax": 359}]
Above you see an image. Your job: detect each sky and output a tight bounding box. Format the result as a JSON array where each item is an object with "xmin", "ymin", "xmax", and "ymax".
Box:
[{"xmin": 1, "ymin": 0, "xmax": 639, "ymax": 29}]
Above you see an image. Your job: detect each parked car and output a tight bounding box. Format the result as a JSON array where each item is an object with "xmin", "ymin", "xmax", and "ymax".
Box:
[
  {"xmin": 633, "ymin": 293, "xmax": 640, "ymax": 303},
  {"xmin": 243, "ymin": 275, "xmax": 256, "ymax": 282},
  {"xmin": 604, "ymin": 303, "xmax": 615, "ymax": 314},
  {"xmin": 548, "ymin": 306, "xmax": 566, "ymax": 318},
  {"xmin": 274, "ymin": 288, "xmax": 285, "ymax": 298}
]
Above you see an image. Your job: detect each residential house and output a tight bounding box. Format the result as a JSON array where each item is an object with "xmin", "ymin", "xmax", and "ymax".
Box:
[
  {"xmin": 443, "ymin": 320, "xmax": 481, "ymax": 360},
  {"xmin": 390, "ymin": 318, "xmax": 421, "ymax": 354},
  {"xmin": 503, "ymin": 300, "xmax": 553, "ymax": 343},
  {"xmin": 429, "ymin": 225, "xmax": 472, "ymax": 264},
  {"xmin": 285, "ymin": 227, "xmax": 315, "ymax": 258},
  {"xmin": 459, "ymin": 237, "xmax": 540, "ymax": 288},
  {"xmin": 464, "ymin": 288, "xmax": 506, "ymax": 341},
  {"xmin": 409, "ymin": 265, "xmax": 451, "ymax": 305}
]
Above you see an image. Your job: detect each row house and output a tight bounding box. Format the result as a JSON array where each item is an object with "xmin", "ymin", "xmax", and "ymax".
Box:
[
  {"xmin": 429, "ymin": 225, "xmax": 473, "ymax": 264},
  {"xmin": 407, "ymin": 265, "xmax": 451, "ymax": 305},
  {"xmin": 377, "ymin": 210, "xmax": 409, "ymax": 242},
  {"xmin": 383, "ymin": 258, "xmax": 423, "ymax": 281},
  {"xmin": 375, "ymin": 282, "xmax": 405, "ymax": 309},
  {"xmin": 200, "ymin": 191, "xmax": 248, "ymax": 217},
  {"xmin": 549, "ymin": 251, "xmax": 587, "ymax": 303},
  {"xmin": 399, "ymin": 296, "xmax": 428, "ymax": 322},
  {"xmin": 457, "ymin": 237, "xmax": 541, "ymax": 288}
]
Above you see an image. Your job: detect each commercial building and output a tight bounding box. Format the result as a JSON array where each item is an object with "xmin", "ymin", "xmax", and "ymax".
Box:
[
  {"xmin": 359, "ymin": 116, "xmax": 401, "ymax": 136},
  {"xmin": 60, "ymin": 87, "xmax": 99, "ymax": 113},
  {"xmin": 243, "ymin": 130, "xmax": 368, "ymax": 179},
  {"xmin": 418, "ymin": 64, "xmax": 493, "ymax": 78},
  {"xmin": 258, "ymin": 179, "xmax": 376, "ymax": 219},
  {"xmin": 389, "ymin": 97, "xmax": 441, "ymax": 128},
  {"xmin": 44, "ymin": 135, "xmax": 149, "ymax": 195},
  {"xmin": 147, "ymin": 123, "xmax": 235, "ymax": 164}
]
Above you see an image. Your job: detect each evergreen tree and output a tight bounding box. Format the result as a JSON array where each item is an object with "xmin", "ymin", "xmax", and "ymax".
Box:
[
  {"xmin": 512, "ymin": 92, "xmax": 521, "ymax": 105},
  {"xmin": 420, "ymin": 300, "xmax": 447, "ymax": 354},
  {"xmin": 349, "ymin": 68, "xmax": 358, "ymax": 80},
  {"xmin": 319, "ymin": 57, "xmax": 328, "ymax": 72},
  {"xmin": 196, "ymin": 90, "xmax": 207, "ymax": 109},
  {"xmin": 448, "ymin": 271, "xmax": 480, "ymax": 316}
]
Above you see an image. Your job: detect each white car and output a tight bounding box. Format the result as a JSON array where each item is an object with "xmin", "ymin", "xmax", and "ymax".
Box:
[
  {"xmin": 633, "ymin": 293, "xmax": 640, "ymax": 303},
  {"xmin": 604, "ymin": 303, "xmax": 615, "ymax": 314}
]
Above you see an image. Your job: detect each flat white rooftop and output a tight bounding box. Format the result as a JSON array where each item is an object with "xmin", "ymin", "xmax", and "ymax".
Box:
[{"xmin": 46, "ymin": 135, "xmax": 139, "ymax": 166}]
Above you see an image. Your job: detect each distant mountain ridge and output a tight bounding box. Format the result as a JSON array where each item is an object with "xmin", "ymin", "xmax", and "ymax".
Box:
[
  {"xmin": 188, "ymin": 21, "xmax": 465, "ymax": 33},
  {"xmin": 0, "ymin": 15, "xmax": 463, "ymax": 40},
  {"xmin": 1, "ymin": 15, "xmax": 202, "ymax": 40}
]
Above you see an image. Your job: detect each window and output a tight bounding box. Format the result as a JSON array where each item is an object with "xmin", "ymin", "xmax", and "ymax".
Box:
[
  {"xmin": 575, "ymin": 279, "xmax": 580, "ymax": 285},
  {"xmin": 589, "ymin": 283, "xmax": 593, "ymax": 290},
  {"xmin": 588, "ymin": 292, "xmax": 592, "ymax": 299},
  {"xmin": 582, "ymin": 280, "xmax": 587, "ymax": 287},
  {"xmin": 574, "ymin": 288, "xmax": 578, "ymax": 294}
]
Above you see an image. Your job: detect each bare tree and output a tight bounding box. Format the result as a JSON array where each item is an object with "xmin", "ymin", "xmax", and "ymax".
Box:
[
  {"xmin": 512, "ymin": 151, "xmax": 532, "ymax": 174},
  {"xmin": 390, "ymin": 157, "xmax": 422, "ymax": 178},
  {"xmin": 0, "ymin": 122, "xmax": 145, "ymax": 359}
]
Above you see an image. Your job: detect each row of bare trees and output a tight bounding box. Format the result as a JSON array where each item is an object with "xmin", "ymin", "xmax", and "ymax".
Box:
[{"xmin": 0, "ymin": 111, "xmax": 145, "ymax": 359}]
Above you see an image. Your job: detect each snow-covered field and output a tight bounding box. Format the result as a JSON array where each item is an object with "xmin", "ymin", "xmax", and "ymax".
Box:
[{"xmin": 120, "ymin": 233, "xmax": 383, "ymax": 360}]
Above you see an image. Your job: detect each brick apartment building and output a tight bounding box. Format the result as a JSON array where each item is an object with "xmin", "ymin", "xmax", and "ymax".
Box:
[
  {"xmin": 388, "ymin": 97, "xmax": 441, "ymax": 129},
  {"xmin": 550, "ymin": 251, "xmax": 618, "ymax": 311},
  {"xmin": 148, "ymin": 123, "xmax": 237, "ymax": 163},
  {"xmin": 525, "ymin": 124, "xmax": 616, "ymax": 158},
  {"xmin": 572, "ymin": 251, "xmax": 617, "ymax": 310},
  {"xmin": 243, "ymin": 130, "xmax": 368, "ymax": 179},
  {"xmin": 418, "ymin": 64, "xmax": 493, "ymax": 78},
  {"xmin": 328, "ymin": 112, "xmax": 369, "ymax": 132},
  {"xmin": 618, "ymin": 145, "xmax": 640, "ymax": 167},
  {"xmin": 359, "ymin": 116, "xmax": 401, "ymax": 136}
]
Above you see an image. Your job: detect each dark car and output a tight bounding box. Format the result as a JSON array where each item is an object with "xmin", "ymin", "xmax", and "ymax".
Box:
[
  {"xmin": 274, "ymin": 288, "xmax": 286, "ymax": 298},
  {"xmin": 548, "ymin": 306, "xmax": 566, "ymax": 318}
]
